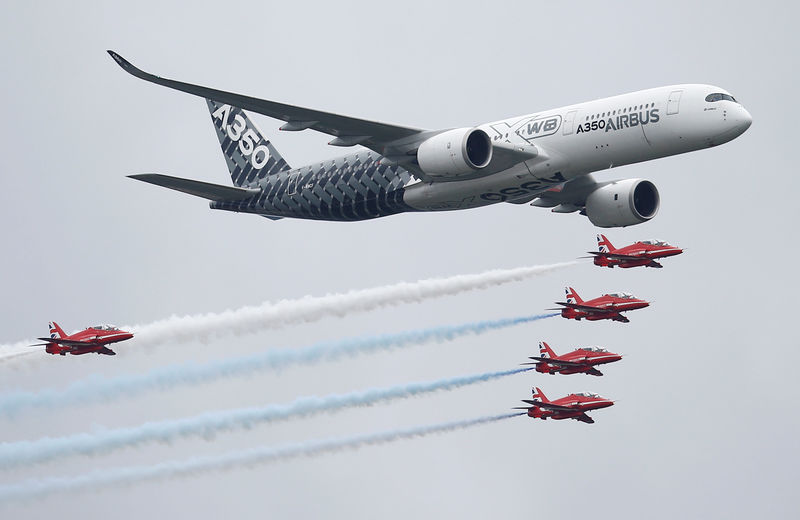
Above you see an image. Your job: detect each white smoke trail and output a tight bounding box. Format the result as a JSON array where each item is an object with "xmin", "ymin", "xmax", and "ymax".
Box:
[
  {"xmin": 0, "ymin": 412, "xmax": 522, "ymax": 502},
  {"xmin": 0, "ymin": 368, "xmax": 530, "ymax": 468},
  {"xmin": 0, "ymin": 261, "xmax": 574, "ymax": 360},
  {"xmin": 0, "ymin": 314, "xmax": 555, "ymax": 416},
  {"xmin": 129, "ymin": 261, "xmax": 573, "ymax": 346}
]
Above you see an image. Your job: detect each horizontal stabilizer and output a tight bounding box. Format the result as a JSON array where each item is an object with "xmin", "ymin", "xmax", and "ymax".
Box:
[{"xmin": 129, "ymin": 174, "xmax": 260, "ymax": 202}]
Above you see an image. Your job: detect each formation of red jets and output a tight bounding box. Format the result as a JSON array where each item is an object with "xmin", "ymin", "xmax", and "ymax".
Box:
[
  {"xmin": 28, "ymin": 235, "xmax": 681, "ymax": 425},
  {"xmin": 518, "ymin": 235, "xmax": 682, "ymax": 424}
]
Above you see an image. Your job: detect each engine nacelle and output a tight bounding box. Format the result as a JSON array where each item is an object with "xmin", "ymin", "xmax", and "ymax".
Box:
[
  {"xmin": 585, "ymin": 178, "xmax": 660, "ymax": 228},
  {"xmin": 416, "ymin": 127, "xmax": 492, "ymax": 179}
]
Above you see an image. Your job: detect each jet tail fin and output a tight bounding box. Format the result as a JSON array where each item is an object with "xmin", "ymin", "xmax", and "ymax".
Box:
[
  {"xmin": 532, "ymin": 386, "xmax": 549, "ymax": 403},
  {"xmin": 597, "ymin": 234, "xmax": 615, "ymax": 253},
  {"xmin": 565, "ymin": 287, "xmax": 583, "ymax": 304},
  {"xmin": 538, "ymin": 341, "xmax": 557, "ymax": 359},
  {"xmin": 48, "ymin": 322, "xmax": 66, "ymax": 340},
  {"xmin": 206, "ymin": 100, "xmax": 291, "ymax": 187},
  {"xmin": 128, "ymin": 174, "xmax": 260, "ymax": 202}
]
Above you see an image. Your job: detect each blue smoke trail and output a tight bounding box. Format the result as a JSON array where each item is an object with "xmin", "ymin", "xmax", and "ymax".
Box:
[
  {"xmin": 0, "ymin": 314, "xmax": 556, "ymax": 416},
  {"xmin": 0, "ymin": 368, "xmax": 531, "ymax": 468},
  {"xmin": 0, "ymin": 412, "xmax": 523, "ymax": 502}
]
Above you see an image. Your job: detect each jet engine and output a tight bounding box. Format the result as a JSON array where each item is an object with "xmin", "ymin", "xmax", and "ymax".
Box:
[
  {"xmin": 416, "ymin": 127, "xmax": 492, "ymax": 179},
  {"xmin": 584, "ymin": 179, "xmax": 659, "ymax": 227}
]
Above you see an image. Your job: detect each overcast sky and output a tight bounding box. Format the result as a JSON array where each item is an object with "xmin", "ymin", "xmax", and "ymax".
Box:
[{"xmin": 0, "ymin": 1, "xmax": 797, "ymax": 518}]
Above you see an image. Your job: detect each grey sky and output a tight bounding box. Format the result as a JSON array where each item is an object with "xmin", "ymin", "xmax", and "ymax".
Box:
[{"xmin": 0, "ymin": 1, "xmax": 797, "ymax": 518}]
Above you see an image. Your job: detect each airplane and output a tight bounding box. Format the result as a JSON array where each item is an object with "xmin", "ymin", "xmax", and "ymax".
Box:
[
  {"xmin": 31, "ymin": 322, "xmax": 134, "ymax": 356},
  {"xmin": 107, "ymin": 51, "xmax": 752, "ymax": 226},
  {"xmin": 523, "ymin": 341, "xmax": 621, "ymax": 376},
  {"xmin": 588, "ymin": 234, "xmax": 683, "ymax": 268},
  {"xmin": 514, "ymin": 387, "xmax": 614, "ymax": 424},
  {"xmin": 551, "ymin": 287, "xmax": 649, "ymax": 323}
]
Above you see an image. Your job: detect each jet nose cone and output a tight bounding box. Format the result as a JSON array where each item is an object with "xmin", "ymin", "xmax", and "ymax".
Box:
[{"xmin": 740, "ymin": 107, "xmax": 753, "ymax": 131}]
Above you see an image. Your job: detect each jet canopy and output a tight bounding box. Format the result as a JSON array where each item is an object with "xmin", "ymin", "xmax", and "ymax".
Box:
[
  {"xmin": 90, "ymin": 324, "xmax": 120, "ymax": 331},
  {"xmin": 575, "ymin": 392, "xmax": 602, "ymax": 398},
  {"xmin": 580, "ymin": 346, "xmax": 608, "ymax": 353},
  {"xmin": 641, "ymin": 239, "xmax": 670, "ymax": 246},
  {"xmin": 606, "ymin": 292, "xmax": 634, "ymax": 299}
]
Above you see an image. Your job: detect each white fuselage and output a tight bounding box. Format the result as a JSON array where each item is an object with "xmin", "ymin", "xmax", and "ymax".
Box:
[{"xmin": 403, "ymin": 84, "xmax": 752, "ymax": 210}]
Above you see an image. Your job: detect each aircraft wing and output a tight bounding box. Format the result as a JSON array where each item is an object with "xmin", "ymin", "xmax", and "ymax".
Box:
[
  {"xmin": 553, "ymin": 301, "xmax": 615, "ymax": 314},
  {"xmin": 521, "ymin": 399, "xmax": 575, "ymax": 412},
  {"xmin": 528, "ymin": 356, "xmax": 585, "ymax": 367},
  {"xmin": 36, "ymin": 337, "xmax": 94, "ymax": 346},
  {"xmin": 108, "ymin": 51, "xmax": 425, "ymax": 150},
  {"xmin": 587, "ymin": 251, "xmax": 647, "ymax": 260},
  {"xmin": 575, "ymin": 413, "xmax": 595, "ymax": 424}
]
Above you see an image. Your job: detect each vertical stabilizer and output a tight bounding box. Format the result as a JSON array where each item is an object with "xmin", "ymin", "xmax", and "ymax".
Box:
[
  {"xmin": 565, "ymin": 287, "xmax": 583, "ymax": 304},
  {"xmin": 539, "ymin": 341, "xmax": 557, "ymax": 359},
  {"xmin": 532, "ymin": 387, "xmax": 549, "ymax": 403},
  {"xmin": 48, "ymin": 322, "xmax": 66, "ymax": 340},
  {"xmin": 597, "ymin": 234, "xmax": 615, "ymax": 253},
  {"xmin": 206, "ymin": 100, "xmax": 291, "ymax": 187}
]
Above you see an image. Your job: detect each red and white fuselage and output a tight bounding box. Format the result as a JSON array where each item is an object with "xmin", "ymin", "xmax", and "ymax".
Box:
[
  {"xmin": 517, "ymin": 387, "xmax": 614, "ymax": 424},
  {"xmin": 36, "ymin": 322, "xmax": 134, "ymax": 356},
  {"xmin": 526, "ymin": 341, "xmax": 622, "ymax": 376},
  {"xmin": 590, "ymin": 234, "xmax": 683, "ymax": 268},
  {"xmin": 553, "ymin": 287, "xmax": 650, "ymax": 323}
]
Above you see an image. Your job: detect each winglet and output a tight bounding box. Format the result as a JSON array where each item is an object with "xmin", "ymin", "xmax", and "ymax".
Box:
[{"xmin": 107, "ymin": 50, "xmax": 150, "ymax": 81}]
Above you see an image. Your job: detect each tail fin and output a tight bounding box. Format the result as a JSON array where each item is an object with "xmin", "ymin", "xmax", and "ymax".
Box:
[
  {"xmin": 597, "ymin": 234, "xmax": 615, "ymax": 253},
  {"xmin": 207, "ymin": 100, "xmax": 291, "ymax": 187},
  {"xmin": 565, "ymin": 287, "xmax": 583, "ymax": 304},
  {"xmin": 48, "ymin": 322, "xmax": 66, "ymax": 340},
  {"xmin": 539, "ymin": 341, "xmax": 557, "ymax": 359},
  {"xmin": 532, "ymin": 387, "xmax": 549, "ymax": 403}
]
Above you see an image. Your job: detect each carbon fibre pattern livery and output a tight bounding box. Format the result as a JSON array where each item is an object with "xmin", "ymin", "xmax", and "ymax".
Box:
[
  {"xmin": 210, "ymin": 150, "xmax": 415, "ymax": 221},
  {"xmin": 207, "ymin": 99, "xmax": 291, "ymax": 187}
]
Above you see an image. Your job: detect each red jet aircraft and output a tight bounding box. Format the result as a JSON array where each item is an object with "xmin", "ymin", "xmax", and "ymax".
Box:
[
  {"xmin": 523, "ymin": 341, "xmax": 622, "ymax": 376},
  {"xmin": 32, "ymin": 322, "xmax": 133, "ymax": 356},
  {"xmin": 588, "ymin": 234, "xmax": 683, "ymax": 269},
  {"xmin": 551, "ymin": 287, "xmax": 650, "ymax": 323},
  {"xmin": 515, "ymin": 387, "xmax": 614, "ymax": 424}
]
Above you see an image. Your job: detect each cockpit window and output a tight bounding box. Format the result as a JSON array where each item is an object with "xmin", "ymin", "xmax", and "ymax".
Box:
[
  {"xmin": 607, "ymin": 292, "xmax": 633, "ymax": 299},
  {"xmin": 642, "ymin": 239, "xmax": 669, "ymax": 246},
  {"xmin": 705, "ymin": 93, "xmax": 737, "ymax": 103},
  {"xmin": 581, "ymin": 347, "xmax": 608, "ymax": 353},
  {"xmin": 91, "ymin": 324, "xmax": 119, "ymax": 331}
]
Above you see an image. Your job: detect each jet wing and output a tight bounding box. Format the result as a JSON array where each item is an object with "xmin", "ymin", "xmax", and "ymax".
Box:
[
  {"xmin": 36, "ymin": 337, "xmax": 94, "ymax": 346},
  {"xmin": 575, "ymin": 413, "xmax": 595, "ymax": 424},
  {"xmin": 553, "ymin": 301, "xmax": 615, "ymax": 313},
  {"xmin": 521, "ymin": 399, "xmax": 575, "ymax": 412},
  {"xmin": 587, "ymin": 251, "xmax": 647, "ymax": 260},
  {"xmin": 128, "ymin": 174, "xmax": 261, "ymax": 201},
  {"xmin": 108, "ymin": 51, "xmax": 424, "ymax": 150},
  {"xmin": 527, "ymin": 356, "xmax": 585, "ymax": 367}
]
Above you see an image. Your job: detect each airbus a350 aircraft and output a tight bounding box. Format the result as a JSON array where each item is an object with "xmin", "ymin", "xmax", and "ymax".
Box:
[{"xmin": 109, "ymin": 51, "xmax": 751, "ymax": 226}]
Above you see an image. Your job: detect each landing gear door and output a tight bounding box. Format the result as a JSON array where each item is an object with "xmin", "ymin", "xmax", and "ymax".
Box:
[{"xmin": 667, "ymin": 90, "xmax": 683, "ymax": 115}]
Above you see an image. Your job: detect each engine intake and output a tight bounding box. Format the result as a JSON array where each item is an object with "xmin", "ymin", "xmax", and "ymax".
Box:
[
  {"xmin": 585, "ymin": 179, "xmax": 659, "ymax": 227},
  {"xmin": 416, "ymin": 127, "xmax": 492, "ymax": 179}
]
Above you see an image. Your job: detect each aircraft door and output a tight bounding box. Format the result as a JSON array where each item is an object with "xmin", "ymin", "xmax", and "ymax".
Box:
[
  {"xmin": 287, "ymin": 173, "xmax": 299, "ymax": 196},
  {"xmin": 667, "ymin": 90, "xmax": 683, "ymax": 115},
  {"xmin": 563, "ymin": 110, "xmax": 578, "ymax": 135}
]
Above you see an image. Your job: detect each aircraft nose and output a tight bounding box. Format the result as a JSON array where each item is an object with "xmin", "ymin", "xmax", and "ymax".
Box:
[{"xmin": 738, "ymin": 106, "xmax": 753, "ymax": 132}]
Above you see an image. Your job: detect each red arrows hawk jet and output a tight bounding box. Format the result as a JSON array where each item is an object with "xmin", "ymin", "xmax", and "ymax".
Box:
[
  {"xmin": 523, "ymin": 341, "xmax": 622, "ymax": 376},
  {"xmin": 552, "ymin": 287, "xmax": 650, "ymax": 323},
  {"xmin": 515, "ymin": 387, "xmax": 614, "ymax": 424},
  {"xmin": 588, "ymin": 234, "xmax": 683, "ymax": 268},
  {"xmin": 32, "ymin": 322, "xmax": 134, "ymax": 356}
]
